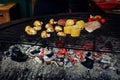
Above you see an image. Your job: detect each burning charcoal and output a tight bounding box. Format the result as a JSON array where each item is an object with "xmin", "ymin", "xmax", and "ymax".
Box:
[
  {"xmin": 101, "ymin": 54, "xmax": 111, "ymax": 64},
  {"xmin": 64, "ymin": 57, "xmax": 72, "ymax": 68},
  {"xmin": 33, "ymin": 57, "xmax": 42, "ymax": 64},
  {"xmin": 3, "ymin": 51, "xmax": 11, "ymax": 56},
  {"xmin": 25, "ymin": 45, "xmax": 41, "ymax": 57},
  {"xmin": 74, "ymin": 50, "xmax": 85, "ymax": 62},
  {"xmin": 69, "ymin": 55, "xmax": 78, "ymax": 63},
  {"xmin": 46, "ymin": 52, "xmax": 54, "ymax": 58},
  {"xmin": 44, "ymin": 56, "xmax": 53, "ymax": 62},
  {"xmin": 9, "ymin": 45, "xmax": 28, "ymax": 62},
  {"xmin": 56, "ymin": 48, "xmax": 67, "ymax": 57},
  {"xmin": 57, "ymin": 61, "xmax": 64, "ymax": 67},
  {"xmin": 20, "ymin": 44, "xmax": 31, "ymax": 51},
  {"xmin": 81, "ymin": 57, "xmax": 94, "ymax": 69},
  {"xmin": 55, "ymin": 57, "xmax": 64, "ymax": 67},
  {"xmin": 44, "ymin": 48, "xmax": 54, "ymax": 57},
  {"xmin": 31, "ymin": 50, "xmax": 40, "ymax": 55},
  {"xmin": 43, "ymin": 49, "xmax": 55, "ymax": 62},
  {"xmin": 101, "ymin": 63, "xmax": 110, "ymax": 69}
]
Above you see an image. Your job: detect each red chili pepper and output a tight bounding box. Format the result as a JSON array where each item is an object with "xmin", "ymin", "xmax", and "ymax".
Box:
[{"xmin": 100, "ymin": 18, "xmax": 106, "ymax": 24}]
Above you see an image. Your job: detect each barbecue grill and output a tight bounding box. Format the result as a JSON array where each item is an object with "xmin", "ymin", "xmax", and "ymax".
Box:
[{"xmin": 0, "ymin": 13, "xmax": 120, "ymax": 80}]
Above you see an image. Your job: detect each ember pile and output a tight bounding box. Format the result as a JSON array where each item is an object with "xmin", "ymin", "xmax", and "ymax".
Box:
[
  {"xmin": 4, "ymin": 44, "xmax": 119, "ymax": 69},
  {"xmin": 0, "ymin": 44, "xmax": 120, "ymax": 80}
]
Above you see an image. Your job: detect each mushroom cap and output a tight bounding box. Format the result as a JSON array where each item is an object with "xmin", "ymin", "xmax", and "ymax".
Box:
[
  {"xmin": 45, "ymin": 23, "xmax": 53, "ymax": 29},
  {"xmin": 25, "ymin": 25, "xmax": 32, "ymax": 32},
  {"xmin": 25, "ymin": 26, "xmax": 37, "ymax": 35},
  {"xmin": 41, "ymin": 31, "xmax": 50, "ymax": 38},
  {"xmin": 33, "ymin": 20, "xmax": 43, "ymax": 27},
  {"xmin": 57, "ymin": 32, "xmax": 66, "ymax": 37},
  {"xmin": 49, "ymin": 18, "xmax": 57, "ymax": 24},
  {"xmin": 55, "ymin": 25, "xmax": 62, "ymax": 32},
  {"xmin": 33, "ymin": 26, "xmax": 42, "ymax": 31}
]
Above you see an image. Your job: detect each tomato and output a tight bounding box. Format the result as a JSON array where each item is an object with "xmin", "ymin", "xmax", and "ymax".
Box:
[
  {"xmin": 100, "ymin": 18, "xmax": 106, "ymax": 24},
  {"xmin": 88, "ymin": 18, "xmax": 93, "ymax": 22},
  {"xmin": 95, "ymin": 17, "xmax": 101, "ymax": 22}
]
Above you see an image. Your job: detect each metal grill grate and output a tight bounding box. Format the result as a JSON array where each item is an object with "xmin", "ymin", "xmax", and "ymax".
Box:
[{"xmin": 0, "ymin": 13, "xmax": 120, "ymax": 53}]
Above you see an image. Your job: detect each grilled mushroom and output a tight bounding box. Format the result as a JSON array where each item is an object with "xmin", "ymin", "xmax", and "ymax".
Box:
[
  {"xmin": 41, "ymin": 31, "xmax": 50, "ymax": 38},
  {"xmin": 33, "ymin": 26, "xmax": 42, "ymax": 31},
  {"xmin": 33, "ymin": 20, "xmax": 43, "ymax": 27},
  {"xmin": 25, "ymin": 26, "xmax": 37, "ymax": 35},
  {"xmin": 46, "ymin": 27, "xmax": 54, "ymax": 32},
  {"xmin": 55, "ymin": 25, "xmax": 62, "ymax": 32},
  {"xmin": 57, "ymin": 32, "xmax": 66, "ymax": 37},
  {"xmin": 45, "ymin": 23, "xmax": 53, "ymax": 29},
  {"xmin": 49, "ymin": 18, "xmax": 57, "ymax": 25}
]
